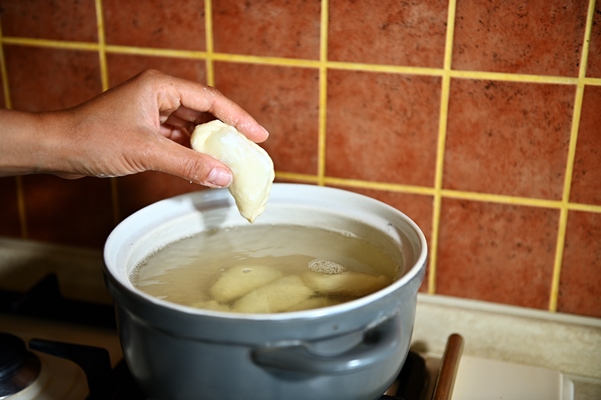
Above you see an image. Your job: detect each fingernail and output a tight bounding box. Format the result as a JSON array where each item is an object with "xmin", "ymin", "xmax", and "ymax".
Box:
[{"xmin": 207, "ymin": 167, "xmax": 232, "ymax": 188}]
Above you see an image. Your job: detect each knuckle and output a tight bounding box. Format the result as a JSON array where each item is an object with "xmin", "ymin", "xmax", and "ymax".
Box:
[{"xmin": 181, "ymin": 156, "xmax": 209, "ymax": 183}]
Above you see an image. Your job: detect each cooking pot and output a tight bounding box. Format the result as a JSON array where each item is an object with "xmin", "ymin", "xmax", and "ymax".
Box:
[{"xmin": 103, "ymin": 184, "xmax": 427, "ymax": 400}]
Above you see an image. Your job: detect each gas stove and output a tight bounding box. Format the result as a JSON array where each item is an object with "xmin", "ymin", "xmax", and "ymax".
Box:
[
  {"xmin": 1, "ymin": 231, "xmax": 582, "ymax": 400},
  {"xmin": 0, "ymin": 273, "xmax": 464, "ymax": 400}
]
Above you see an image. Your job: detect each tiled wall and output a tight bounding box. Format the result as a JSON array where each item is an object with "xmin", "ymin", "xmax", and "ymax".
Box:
[{"xmin": 0, "ymin": 0, "xmax": 599, "ymax": 318}]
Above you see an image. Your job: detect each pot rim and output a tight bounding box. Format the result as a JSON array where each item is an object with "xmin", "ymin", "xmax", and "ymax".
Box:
[{"xmin": 103, "ymin": 184, "xmax": 428, "ymax": 322}]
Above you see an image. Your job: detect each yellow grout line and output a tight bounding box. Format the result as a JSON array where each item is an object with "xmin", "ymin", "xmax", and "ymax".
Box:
[
  {"xmin": 428, "ymin": 0, "xmax": 457, "ymax": 295},
  {"xmin": 324, "ymin": 177, "xmax": 436, "ymax": 196},
  {"xmin": 429, "ymin": 76, "xmax": 449, "ymax": 295},
  {"xmin": 448, "ymin": 69, "xmax": 580, "ymax": 85},
  {"xmin": 577, "ymin": 0, "xmax": 596, "ymax": 80},
  {"xmin": 548, "ymin": 0, "xmax": 597, "ymax": 312},
  {"xmin": 95, "ymin": 0, "xmax": 121, "ymax": 226},
  {"xmin": 441, "ymin": 189, "xmax": 562, "ymax": 208},
  {"xmin": 548, "ymin": 88, "xmax": 583, "ymax": 312},
  {"xmin": 5, "ymin": 36, "xmax": 601, "ymax": 87},
  {"xmin": 275, "ymin": 172, "xmax": 320, "ymax": 184},
  {"xmin": 317, "ymin": 65, "xmax": 327, "ymax": 185},
  {"xmin": 316, "ymin": 0, "xmax": 329, "ymax": 186},
  {"xmin": 0, "ymin": 27, "xmax": 11, "ymax": 110},
  {"xmin": 204, "ymin": 0, "xmax": 214, "ymax": 86},
  {"xmin": 567, "ymin": 202, "xmax": 601, "ymax": 213},
  {"xmin": 442, "ymin": 5, "xmax": 456, "ymax": 71},
  {"xmin": 106, "ymin": 44, "xmax": 208, "ymax": 59},
  {"xmin": 95, "ymin": 0, "xmax": 109, "ymax": 91},
  {"xmin": 327, "ymin": 60, "xmax": 442, "ymax": 76},
  {"xmin": 212, "ymin": 52, "xmax": 320, "ymax": 68},
  {"xmin": 2, "ymin": 37, "xmax": 100, "ymax": 51}
]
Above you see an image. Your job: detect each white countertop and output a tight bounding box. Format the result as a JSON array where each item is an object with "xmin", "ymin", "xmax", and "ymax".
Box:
[
  {"xmin": 413, "ymin": 293, "xmax": 601, "ymax": 399},
  {"xmin": 1, "ymin": 237, "xmax": 600, "ymax": 399}
]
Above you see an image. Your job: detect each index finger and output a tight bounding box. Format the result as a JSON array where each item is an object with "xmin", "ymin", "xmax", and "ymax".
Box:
[{"xmin": 155, "ymin": 72, "xmax": 270, "ymax": 143}]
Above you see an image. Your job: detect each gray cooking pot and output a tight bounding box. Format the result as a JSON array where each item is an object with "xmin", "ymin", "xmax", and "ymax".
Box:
[{"xmin": 103, "ymin": 184, "xmax": 427, "ymax": 400}]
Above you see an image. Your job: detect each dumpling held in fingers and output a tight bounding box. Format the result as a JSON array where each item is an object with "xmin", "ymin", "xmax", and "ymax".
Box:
[{"xmin": 191, "ymin": 120, "xmax": 275, "ymax": 222}]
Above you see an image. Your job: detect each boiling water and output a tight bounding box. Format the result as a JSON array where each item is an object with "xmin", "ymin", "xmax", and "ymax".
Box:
[{"xmin": 130, "ymin": 224, "xmax": 403, "ymax": 313}]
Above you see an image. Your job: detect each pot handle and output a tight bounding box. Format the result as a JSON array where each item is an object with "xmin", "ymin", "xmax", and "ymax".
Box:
[{"xmin": 252, "ymin": 314, "xmax": 401, "ymax": 374}]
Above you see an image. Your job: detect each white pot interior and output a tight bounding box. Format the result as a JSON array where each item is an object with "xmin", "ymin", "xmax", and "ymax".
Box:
[{"xmin": 104, "ymin": 184, "xmax": 427, "ymax": 317}]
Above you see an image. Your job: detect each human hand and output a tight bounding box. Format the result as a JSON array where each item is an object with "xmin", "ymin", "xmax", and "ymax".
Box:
[{"xmin": 0, "ymin": 69, "xmax": 269, "ymax": 188}]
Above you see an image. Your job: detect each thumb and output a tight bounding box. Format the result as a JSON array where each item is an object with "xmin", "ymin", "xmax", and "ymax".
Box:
[{"xmin": 147, "ymin": 141, "xmax": 233, "ymax": 188}]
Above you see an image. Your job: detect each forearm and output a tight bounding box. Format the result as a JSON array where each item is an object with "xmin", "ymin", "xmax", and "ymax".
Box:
[
  {"xmin": 0, "ymin": 109, "xmax": 44, "ymax": 176},
  {"xmin": 0, "ymin": 109, "xmax": 79, "ymax": 177}
]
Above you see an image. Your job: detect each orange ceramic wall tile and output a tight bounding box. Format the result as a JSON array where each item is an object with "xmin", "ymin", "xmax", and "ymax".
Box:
[
  {"xmin": 328, "ymin": 0, "xmax": 448, "ymax": 68},
  {"xmin": 570, "ymin": 85, "xmax": 601, "ymax": 206},
  {"xmin": 558, "ymin": 210, "xmax": 601, "ymax": 318},
  {"xmin": 0, "ymin": 0, "xmax": 97, "ymax": 42},
  {"xmin": 213, "ymin": 0, "xmax": 321, "ymax": 60},
  {"xmin": 436, "ymin": 198, "xmax": 558, "ymax": 309},
  {"xmin": 326, "ymin": 70, "xmax": 441, "ymax": 187},
  {"xmin": 443, "ymin": 79, "xmax": 574, "ymax": 200},
  {"xmin": 102, "ymin": 0, "xmax": 207, "ymax": 50},
  {"xmin": 21, "ymin": 175, "xmax": 114, "ymax": 248},
  {"xmin": 341, "ymin": 186, "xmax": 434, "ymax": 246},
  {"xmin": 106, "ymin": 53, "xmax": 207, "ymax": 88},
  {"xmin": 4, "ymin": 46, "xmax": 102, "ymax": 112},
  {"xmin": 213, "ymin": 62, "xmax": 320, "ymax": 175},
  {"xmin": 338, "ymin": 185, "xmax": 435, "ymax": 294},
  {"xmin": 116, "ymin": 172, "xmax": 207, "ymax": 220},
  {"xmin": 452, "ymin": 0, "xmax": 588, "ymax": 76}
]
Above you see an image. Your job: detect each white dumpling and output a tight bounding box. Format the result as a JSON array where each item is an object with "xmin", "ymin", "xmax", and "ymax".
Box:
[
  {"xmin": 301, "ymin": 270, "xmax": 391, "ymax": 297},
  {"xmin": 191, "ymin": 120, "xmax": 275, "ymax": 222},
  {"xmin": 209, "ymin": 265, "xmax": 284, "ymax": 303},
  {"xmin": 233, "ymin": 275, "xmax": 315, "ymax": 313}
]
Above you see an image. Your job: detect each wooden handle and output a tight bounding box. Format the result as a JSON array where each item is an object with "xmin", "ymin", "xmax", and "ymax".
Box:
[{"xmin": 432, "ymin": 333, "xmax": 464, "ymax": 400}]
